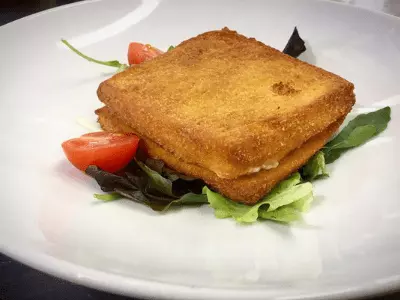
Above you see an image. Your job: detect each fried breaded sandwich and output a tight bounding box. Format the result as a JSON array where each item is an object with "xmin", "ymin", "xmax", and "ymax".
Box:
[{"xmin": 96, "ymin": 28, "xmax": 355, "ymax": 204}]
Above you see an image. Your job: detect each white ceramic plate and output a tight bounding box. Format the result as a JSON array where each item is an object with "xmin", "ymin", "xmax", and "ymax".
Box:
[{"xmin": 1, "ymin": 0, "xmax": 400, "ymax": 299}]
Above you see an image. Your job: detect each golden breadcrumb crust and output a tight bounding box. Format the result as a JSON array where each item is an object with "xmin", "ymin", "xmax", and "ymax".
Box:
[{"xmin": 97, "ymin": 28, "xmax": 355, "ymax": 179}]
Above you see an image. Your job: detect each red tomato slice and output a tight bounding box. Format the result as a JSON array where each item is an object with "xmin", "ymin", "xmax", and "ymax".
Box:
[
  {"xmin": 62, "ymin": 132, "xmax": 139, "ymax": 173},
  {"xmin": 128, "ymin": 42, "xmax": 163, "ymax": 65}
]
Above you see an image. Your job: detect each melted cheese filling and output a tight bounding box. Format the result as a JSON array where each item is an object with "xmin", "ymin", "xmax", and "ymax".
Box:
[{"xmin": 246, "ymin": 161, "xmax": 279, "ymax": 174}]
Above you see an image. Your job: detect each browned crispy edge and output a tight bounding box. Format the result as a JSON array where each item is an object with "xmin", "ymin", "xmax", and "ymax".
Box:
[
  {"xmin": 97, "ymin": 28, "xmax": 355, "ymax": 180},
  {"xmin": 96, "ymin": 107, "xmax": 341, "ymax": 204}
]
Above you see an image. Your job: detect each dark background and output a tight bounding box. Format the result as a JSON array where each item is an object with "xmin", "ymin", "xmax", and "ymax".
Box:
[{"xmin": 0, "ymin": 1, "xmax": 399, "ymax": 300}]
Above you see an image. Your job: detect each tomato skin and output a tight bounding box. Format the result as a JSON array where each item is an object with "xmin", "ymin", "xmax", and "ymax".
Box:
[
  {"xmin": 62, "ymin": 132, "xmax": 139, "ymax": 173},
  {"xmin": 128, "ymin": 42, "xmax": 163, "ymax": 65}
]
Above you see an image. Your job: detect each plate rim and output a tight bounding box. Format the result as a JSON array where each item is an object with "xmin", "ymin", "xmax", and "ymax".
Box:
[
  {"xmin": 2, "ymin": 243, "xmax": 399, "ymax": 300},
  {"xmin": 1, "ymin": 0, "xmax": 400, "ymax": 31},
  {"xmin": 1, "ymin": 0, "xmax": 400, "ymax": 299}
]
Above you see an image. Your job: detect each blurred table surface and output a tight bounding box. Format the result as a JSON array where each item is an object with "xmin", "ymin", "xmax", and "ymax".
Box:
[{"xmin": 1, "ymin": 0, "xmax": 400, "ymax": 299}]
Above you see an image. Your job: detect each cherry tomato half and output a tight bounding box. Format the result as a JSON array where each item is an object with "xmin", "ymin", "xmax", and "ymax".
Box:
[
  {"xmin": 62, "ymin": 132, "xmax": 139, "ymax": 173},
  {"xmin": 128, "ymin": 42, "xmax": 163, "ymax": 65}
]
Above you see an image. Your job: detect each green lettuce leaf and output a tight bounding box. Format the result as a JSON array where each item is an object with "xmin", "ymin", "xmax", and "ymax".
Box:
[
  {"xmin": 323, "ymin": 107, "xmax": 391, "ymax": 163},
  {"xmin": 136, "ymin": 160, "xmax": 174, "ymax": 196},
  {"xmin": 116, "ymin": 189, "xmax": 208, "ymax": 212},
  {"xmin": 205, "ymin": 173, "xmax": 313, "ymax": 223},
  {"xmin": 100, "ymin": 189, "xmax": 207, "ymax": 212},
  {"xmin": 159, "ymin": 193, "xmax": 208, "ymax": 212},
  {"xmin": 93, "ymin": 192, "xmax": 123, "ymax": 201},
  {"xmin": 259, "ymin": 206, "xmax": 302, "ymax": 223},
  {"xmin": 87, "ymin": 164, "xmax": 208, "ymax": 212},
  {"xmin": 167, "ymin": 45, "xmax": 175, "ymax": 51},
  {"xmin": 259, "ymin": 187, "xmax": 314, "ymax": 223},
  {"xmin": 301, "ymin": 151, "xmax": 329, "ymax": 181},
  {"xmin": 61, "ymin": 39, "xmax": 128, "ymax": 70}
]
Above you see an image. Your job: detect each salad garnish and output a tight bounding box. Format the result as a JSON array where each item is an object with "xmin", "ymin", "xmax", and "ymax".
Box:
[
  {"xmin": 61, "ymin": 39, "xmax": 128, "ymax": 70},
  {"xmin": 61, "ymin": 28, "xmax": 391, "ymax": 224}
]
